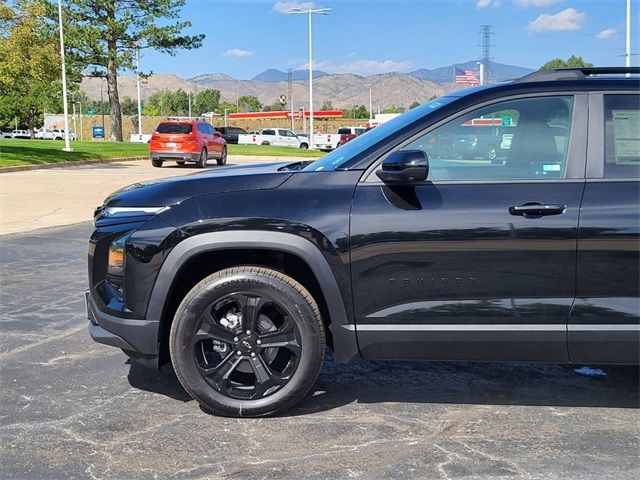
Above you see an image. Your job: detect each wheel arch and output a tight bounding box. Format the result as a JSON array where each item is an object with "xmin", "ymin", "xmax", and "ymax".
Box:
[{"xmin": 147, "ymin": 231, "xmax": 360, "ymax": 366}]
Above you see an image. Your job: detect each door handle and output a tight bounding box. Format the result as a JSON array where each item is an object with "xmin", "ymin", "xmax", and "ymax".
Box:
[{"xmin": 509, "ymin": 203, "xmax": 566, "ymax": 217}]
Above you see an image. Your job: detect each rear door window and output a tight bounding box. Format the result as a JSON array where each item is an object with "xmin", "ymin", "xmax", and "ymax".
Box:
[{"xmin": 603, "ymin": 94, "xmax": 640, "ymax": 179}]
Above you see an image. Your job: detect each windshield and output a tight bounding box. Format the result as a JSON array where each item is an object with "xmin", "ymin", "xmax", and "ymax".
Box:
[{"xmin": 304, "ymin": 96, "xmax": 458, "ymax": 171}]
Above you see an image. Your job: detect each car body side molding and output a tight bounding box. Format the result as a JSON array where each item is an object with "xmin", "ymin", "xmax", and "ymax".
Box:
[{"xmin": 146, "ymin": 230, "xmax": 361, "ymax": 363}]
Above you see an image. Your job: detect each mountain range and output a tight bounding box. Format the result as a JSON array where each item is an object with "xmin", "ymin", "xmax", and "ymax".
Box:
[{"xmin": 80, "ymin": 61, "xmax": 534, "ymax": 110}]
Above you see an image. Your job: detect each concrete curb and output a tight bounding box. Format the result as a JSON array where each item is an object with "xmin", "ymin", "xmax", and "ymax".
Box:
[
  {"xmin": 0, "ymin": 154, "xmax": 323, "ymax": 174},
  {"xmin": 0, "ymin": 156, "xmax": 148, "ymax": 174}
]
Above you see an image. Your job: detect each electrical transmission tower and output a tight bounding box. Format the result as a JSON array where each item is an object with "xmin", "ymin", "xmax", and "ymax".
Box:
[{"xmin": 479, "ymin": 25, "xmax": 494, "ymax": 84}]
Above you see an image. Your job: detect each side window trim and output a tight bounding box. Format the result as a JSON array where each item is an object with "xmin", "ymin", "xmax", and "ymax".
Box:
[
  {"xmin": 361, "ymin": 93, "xmax": 585, "ymax": 184},
  {"xmin": 565, "ymin": 93, "xmax": 589, "ymax": 180},
  {"xmin": 586, "ymin": 93, "xmax": 604, "ymax": 179}
]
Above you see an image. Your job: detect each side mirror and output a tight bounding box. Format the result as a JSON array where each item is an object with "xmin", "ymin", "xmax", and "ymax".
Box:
[{"xmin": 376, "ymin": 150, "xmax": 429, "ymax": 184}]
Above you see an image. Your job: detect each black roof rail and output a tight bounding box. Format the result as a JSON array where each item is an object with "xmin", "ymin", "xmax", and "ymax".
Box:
[{"xmin": 516, "ymin": 67, "xmax": 640, "ymax": 83}]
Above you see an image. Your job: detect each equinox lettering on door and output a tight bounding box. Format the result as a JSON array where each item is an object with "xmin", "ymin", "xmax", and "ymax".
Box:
[{"xmin": 389, "ymin": 276, "xmax": 478, "ymax": 287}]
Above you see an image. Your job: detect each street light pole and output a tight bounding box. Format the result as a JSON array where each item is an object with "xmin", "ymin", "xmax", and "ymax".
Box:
[
  {"xmin": 290, "ymin": 6, "xmax": 331, "ymax": 150},
  {"xmin": 369, "ymin": 87, "xmax": 373, "ymax": 122},
  {"xmin": 135, "ymin": 46, "xmax": 143, "ymax": 137},
  {"xmin": 626, "ymin": 0, "xmax": 631, "ymax": 76},
  {"xmin": 78, "ymin": 99, "xmax": 83, "ymax": 141},
  {"xmin": 57, "ymin": 0, "xmax": 72, "ymax": 151},
  {"xmin": 100, "ymin": 79, "xmax": 106, "ymax": 140}
]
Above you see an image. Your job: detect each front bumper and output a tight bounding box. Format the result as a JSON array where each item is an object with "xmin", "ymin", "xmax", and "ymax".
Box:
[{"xmin": 86, "ymin": 290, "xmax": 160, "ymax": 368}]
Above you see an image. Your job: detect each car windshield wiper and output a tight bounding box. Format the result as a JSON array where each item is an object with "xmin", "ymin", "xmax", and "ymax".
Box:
[{"xmin": 278, "ymin": 160, "xmax": 314, "ymax": 171}]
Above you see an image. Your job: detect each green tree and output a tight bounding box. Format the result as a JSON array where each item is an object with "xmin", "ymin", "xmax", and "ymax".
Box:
[
  {"xmin": 0, "ymin": 1, "xmax": 67, "ymax": 135},
  {"xmin": 321, "ymin": 100, "xmax": 334, "ymax": 110},
  {"xmin": 219, "ymin": 101, "xmax": 237, "ymax": 115},
  {"xmin": 238, "ymin": 95, "xmax": 261, "ymax": 112},
  {"xmin": 541, "ymin": 55, "xmax": 593, "ymax": 70},
  {"xmin": 409, "ymin": 101, "xmax": 421, "ymax": 109},
  {"xmin": 48, "ymin": 0, "xmax": 204, "ymax": 141},
  {"xmin": 120, "ymin": 97, "xmax": 139, "ymax": 116},
  {"xmin": 167, "ymin": 89, "xmax": 189, "ymax": 116},
  {"xmin": 193, "ymin": 89, "xmax": 220, "ymax": 115},
  {"xmin": 382, "ymin": 105, "xmax": 406, "ymax": 114}
]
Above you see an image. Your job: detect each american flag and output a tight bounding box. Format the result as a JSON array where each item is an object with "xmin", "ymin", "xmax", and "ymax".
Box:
[{"xmin": 454, "ymin": 67, "xmax": 479, "ymax": 86}]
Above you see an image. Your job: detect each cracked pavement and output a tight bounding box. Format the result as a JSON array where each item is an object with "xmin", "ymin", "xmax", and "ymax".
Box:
[{"xmin": 1, "ymin": 223, "xmax": 639, "ymax": 479}]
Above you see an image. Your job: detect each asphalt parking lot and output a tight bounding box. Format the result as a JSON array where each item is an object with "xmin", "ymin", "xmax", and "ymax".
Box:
[
  {"xmin": 1, "ymin": 160, "xmax": 639, "ymax": 479},
  {"xmin": 1, "ymin": 221, "xmax": 638, "ymax": 479}
]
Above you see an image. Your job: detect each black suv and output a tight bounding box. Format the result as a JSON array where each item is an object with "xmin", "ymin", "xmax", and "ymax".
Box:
[
  {"xmin": 215, "ymin": 126, "xmax": 247, "ymax": 144},
  {"xmin": 87, "ymin": 68, "xmax": 639, "ymax": 417}
]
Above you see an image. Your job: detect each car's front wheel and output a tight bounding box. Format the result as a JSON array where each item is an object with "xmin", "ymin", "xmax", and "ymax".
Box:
[
  {"xmin": 152, "ymin": 159, "xmax": 163, "ymax": 168},
  {"xmin": 169, "ymin": 267, "xmax": 325, "ymax": 417}
]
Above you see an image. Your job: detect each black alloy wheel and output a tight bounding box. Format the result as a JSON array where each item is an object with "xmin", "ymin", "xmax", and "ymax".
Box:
[
  {"xmin": 217, "ymin": 146, "xmax": 227, "ymax": 166},
  {"xmin": 170, "ymin": 267, "xmax": 325, "ymax": 417}
]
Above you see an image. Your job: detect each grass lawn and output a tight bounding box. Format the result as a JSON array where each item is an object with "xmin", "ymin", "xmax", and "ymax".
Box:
[{"xmin": 0, "ymin": 139, "xmax": 324, "ymax": 167}]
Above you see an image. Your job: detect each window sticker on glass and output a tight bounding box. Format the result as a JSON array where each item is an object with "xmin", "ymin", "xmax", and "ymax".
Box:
[{"xmin": 612, "ymin": 110, "xmax": 640, "ymax": 165}]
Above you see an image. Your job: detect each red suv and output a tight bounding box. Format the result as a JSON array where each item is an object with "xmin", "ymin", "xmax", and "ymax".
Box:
[{"xmin": 149, "ymin": 120, "xmax": 227, "ymax": 168}]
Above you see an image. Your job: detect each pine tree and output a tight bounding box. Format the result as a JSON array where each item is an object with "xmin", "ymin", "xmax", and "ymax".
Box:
[{"xmin": 47, "ymin": 0, "xmax": 204, "ymax": 141}]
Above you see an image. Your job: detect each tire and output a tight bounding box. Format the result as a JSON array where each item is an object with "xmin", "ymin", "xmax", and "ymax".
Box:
[
  {"xmin": 152, "ymin": 159, "xmax": 163, "ymax": 168},
  {"xmin": 196, "ymin": 148, "xmax": 207, "ymax": 168},
  {"xmin": 176, "ymin": 160, "xmax": 186, "ymax": 166},
  {"xmin": 261, "ymin": 141, "xmax": 270, "ymax": 146},
  {"xmin": 169, "ymin": 266, "xmax": 325, "ymax": 417},
  {"xmin": 299, "ymin": 143, "xmax": 308, "ymax": 150},
  {"xmin": 217, "ymin": 146, "xmax": 227, "ymax": 166}
]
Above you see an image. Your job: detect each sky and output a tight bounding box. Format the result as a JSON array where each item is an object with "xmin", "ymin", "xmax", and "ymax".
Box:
[{"xmin": 140, "ymin": 0, "xmax": 639, "ymax": 79}]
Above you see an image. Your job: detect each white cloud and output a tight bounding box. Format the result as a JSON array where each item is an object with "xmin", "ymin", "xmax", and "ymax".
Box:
[
  {"xmin": 272, "ymin": 1, "xmax": 315, "ymax": 14},
  {"xmin": 476, "ymin": 0, "xmax": 501, "ymax": 8},
  {"xmin": 515, "ymin": 0, "xmax": 563, "ymax": 7},
  {"xmin": 596, "ymin": 28, "xmax": 617, "ymax": 39},
  {"xmin": 528, "ymin": 8, "xmax": 585, "ymax": 32},
  {"xmin": 300, "ymin": 59, "xmax": 412, "ymax": 76},
  {"xmin": 223, "ymin": 48, "xmax": 254, "ymax": 58}
]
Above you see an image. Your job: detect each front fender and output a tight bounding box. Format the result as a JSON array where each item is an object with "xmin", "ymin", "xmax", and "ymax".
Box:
[{"xmin": 146, "ymin": 230, "xmax": 361, "ymax": 363}]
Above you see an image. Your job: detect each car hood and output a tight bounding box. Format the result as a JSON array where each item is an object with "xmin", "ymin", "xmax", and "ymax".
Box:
[{"xmin": 102, "ymin": 162, "xmax": 295, "ymax": 208}]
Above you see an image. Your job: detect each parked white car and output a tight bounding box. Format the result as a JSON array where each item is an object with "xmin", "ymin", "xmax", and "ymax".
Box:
[
  {"xmin": 11, "ymin": 130, "xmax": 30, "ymax": 139},
  {"xmin": 35, "ymin": 127, "xmax": 76, "ymax": 140},
  {"xmin": 238, "ymin": 128, "xmax": 309, "ymax": 149},
  {"xmin": 129, "ymin": 133, "xmax": 152, "ymax": 143}
]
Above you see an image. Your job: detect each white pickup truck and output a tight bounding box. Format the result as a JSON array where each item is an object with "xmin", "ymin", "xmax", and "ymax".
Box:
[
  {"xmin": 238, "ymin": 128, "xmax": 310, "ymax": 149},
  {"xmin": 313, "ymin": 126, "xmax": 367, "ymax": 151},
  {"xmin": 35, "ymin": 128, "xmax": 76, "ymax": 140}
]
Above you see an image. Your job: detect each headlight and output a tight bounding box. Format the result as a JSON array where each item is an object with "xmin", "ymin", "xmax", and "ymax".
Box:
[
  {"xmin": 104, "ymin": 206, "xmax": 169, "ymax": 218},
  {"xmin": 107, "ymin": 234, "xmax": 128, "ymax": 277}
]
